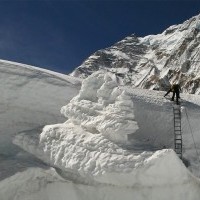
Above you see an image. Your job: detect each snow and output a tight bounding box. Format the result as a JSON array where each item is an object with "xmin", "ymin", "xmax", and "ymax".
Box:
[
  {"xmin": 61, "ymin": 72, "xmax": 138, "ymax": 144},
  {"xmin": 10, "ymin": 71, "xmax": 200, "ymax": 199},
  {"xmin": 109, "ymin": 50, "xmax": 130, "ymax": 60},
  {"xmin": 1, "ymin": 166, "xmax": 200, "ymax": 200},
  {"xmin": 0, "ymin": 59, "xmax": 81, "ymax": 180}
]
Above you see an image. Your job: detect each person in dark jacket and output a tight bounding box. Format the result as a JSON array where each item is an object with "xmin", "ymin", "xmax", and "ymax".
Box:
[{"xmin": 164, "ymin": 84, "xmax": 181, "ymax": 105}]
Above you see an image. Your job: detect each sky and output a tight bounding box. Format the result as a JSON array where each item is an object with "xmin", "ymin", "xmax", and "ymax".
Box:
[{"xmin": 0, "ymin": 0, "xmax": 200, "ymax": 74}]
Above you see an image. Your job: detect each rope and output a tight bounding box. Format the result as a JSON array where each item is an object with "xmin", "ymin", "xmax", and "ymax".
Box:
[{"xmin": 185, "ymin": 108, "xmax": 200, "ymax": 163}]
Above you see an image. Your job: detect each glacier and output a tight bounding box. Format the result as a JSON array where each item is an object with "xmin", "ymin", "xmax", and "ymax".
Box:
[{"xmin": 11, "ymin": 70, "xmax": 200, "ymax": 199}]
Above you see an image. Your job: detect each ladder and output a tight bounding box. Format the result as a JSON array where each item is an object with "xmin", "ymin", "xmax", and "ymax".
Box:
[{"xmin": 173, "ymin": 105, "xmax": 182, "ymax": 159}]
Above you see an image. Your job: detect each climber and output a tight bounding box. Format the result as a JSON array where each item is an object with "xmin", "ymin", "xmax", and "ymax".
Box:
[{"xmin": 164, "ymin": 83, "xmax": 181, "ymax": 105}]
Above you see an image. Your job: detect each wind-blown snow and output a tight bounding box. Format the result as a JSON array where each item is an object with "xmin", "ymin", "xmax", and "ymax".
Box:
[{"xmin": 13, "ymin": 71, "xmax": 200, "ymax": 199}]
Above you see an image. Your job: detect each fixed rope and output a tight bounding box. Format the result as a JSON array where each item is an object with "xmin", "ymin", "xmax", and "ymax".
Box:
[{"xmin": 185, "ymin": 108, "xmax": 200, "ymax": 163}]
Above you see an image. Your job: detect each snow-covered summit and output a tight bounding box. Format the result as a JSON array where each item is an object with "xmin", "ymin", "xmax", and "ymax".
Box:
[{"xmin": 71, "ymin": 14, "xmax": 200, "ymax": 94}]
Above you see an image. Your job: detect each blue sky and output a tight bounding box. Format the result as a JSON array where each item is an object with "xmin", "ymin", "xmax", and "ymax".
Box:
[{"xmin": 0, "ymin": 0, "xmax": 200, "ymax": 73}]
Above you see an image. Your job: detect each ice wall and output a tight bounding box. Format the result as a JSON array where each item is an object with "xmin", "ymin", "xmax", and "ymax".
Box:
[{"xmin": 61, "ymin": 72, "xmax": 138, "ymax": 144}]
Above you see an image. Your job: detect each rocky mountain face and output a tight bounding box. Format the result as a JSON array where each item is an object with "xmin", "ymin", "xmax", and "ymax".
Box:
[{"xmin": 71, "ymin": 14, "xmax": 200, "ymax": 94}]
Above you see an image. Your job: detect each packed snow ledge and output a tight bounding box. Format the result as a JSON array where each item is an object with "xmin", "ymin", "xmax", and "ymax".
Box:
[{"xmin": 14, "ymin": 72, "xmax": 200, "ymax": 190}]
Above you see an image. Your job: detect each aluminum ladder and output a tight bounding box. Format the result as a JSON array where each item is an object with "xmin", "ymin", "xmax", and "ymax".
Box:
[{"xmin": 173, "ymin": 105, "xmax": 182, "ymax": 159}]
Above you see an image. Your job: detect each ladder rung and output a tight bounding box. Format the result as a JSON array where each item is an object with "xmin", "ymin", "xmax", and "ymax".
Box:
[
  {"xmin": 175, "ymin": 143, "xmax": 182, "ymax": 146},
  {"xmin": 175, "ymin": 136, "xmax": 182, "ymax": 139}
]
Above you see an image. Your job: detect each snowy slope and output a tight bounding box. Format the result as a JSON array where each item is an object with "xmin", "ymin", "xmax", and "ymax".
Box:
[
  {"xmin": 13, "ymin": 72, "xmax": 200, "ymax": 199},
  {"xmin": 1, "ymin": 161, "xmax": 200, "ymax": 200},
  {"xmin": 0, "ymin": 59, "xmax": 80, "ymax": 179},
  {"xmin": 71, "ymin": 14, "xmax": 200, "ymax": 94},
  {"xmin": 1, "ymin": 166, "xmax": 200, "ymax": 200}
]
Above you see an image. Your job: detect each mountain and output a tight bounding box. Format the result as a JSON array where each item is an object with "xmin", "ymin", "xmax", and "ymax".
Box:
[
  {"xmin": 71, "ymin": 14, "xmax": 200, "ymax": 94},
  {"xmin": 0, "ymin": 59, "xmax": 81, "ymax": 180},
  {"xmin": 2, "ymin": 13, "xmax": 200, "ymax": 200}
]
